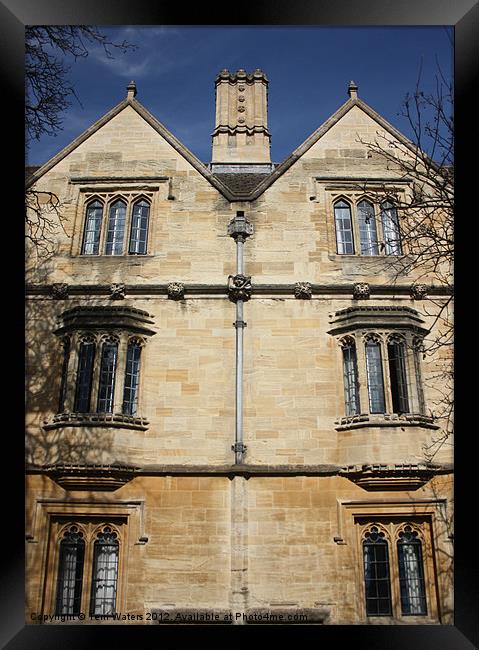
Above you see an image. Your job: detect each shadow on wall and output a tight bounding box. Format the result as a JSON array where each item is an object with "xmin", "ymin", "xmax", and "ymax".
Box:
[{"xmin": 25, "ymin": 299, "xmax": 113, "ymax": 467}]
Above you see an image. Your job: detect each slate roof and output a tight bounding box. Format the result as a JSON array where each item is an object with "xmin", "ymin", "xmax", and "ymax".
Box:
[{"xmin": 212, "ymin": 173, "xmax": 273, "ymax": 198}]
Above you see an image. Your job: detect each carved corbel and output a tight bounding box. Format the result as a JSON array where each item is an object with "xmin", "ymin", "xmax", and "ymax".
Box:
[{"xmin": 228, "ymin": 274, "xmax": 252, "ymax": 302}]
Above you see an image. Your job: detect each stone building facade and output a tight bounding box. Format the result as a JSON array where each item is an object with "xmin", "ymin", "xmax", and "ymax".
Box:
[{"xmin": 25, "ymin": 70, "xmax": 453, "ymax": 625}]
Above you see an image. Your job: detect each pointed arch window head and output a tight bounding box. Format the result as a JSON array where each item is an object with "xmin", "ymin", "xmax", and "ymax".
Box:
[
  {"xmin": 96, "ymin": 339, "xmax": 119, "ymax": 413},
  {"xmin": 129, "ymin": 200, "xmax": 150, "ymax": 255},
  {"xmin": 80, "ymin": 194, "xmax": 152, "ymax": 257},
  {"xmin": 73, "ymin": 338, "xmax": 96, "ymax": 413},
  {"xmin": 55, "ymin": 525, "xmax": 85, "ymax": 616},
  {"xmin": 397, "ymin": 525, "xmax": 427, "ymax": 616},
  {"xmin": 330, "ymin": 195, "xmax": 404, "ymax": 257},
  {"xmin": 341, "ymin": 338, "xmax": 360, "ymax": 416},
  {"xmin": 105, "ymin": 200, "xmax": 127, "ymax": 256},
  {"xmin": 357, "ymin": 199, "xmax": 379, "ymax": 256},
  {"xmin": 365, "ymin": 338, "xmax": 386, "ymax": 414},
  {"xmin": 122, "ymin": 339, "xmax": 142, "ymax": 416},
  {"xmin": 334, "ymin": 200, "xmax": 355, "ymax": 254},
  {"xmin": 81, "ymin": 200, "xmax": 103, "ymax": 255},
  {"xmin": 359, "ymin": 520, "xmax": 432, "ymax": 620},
  {"xmin": 387, "ymin": 336, "xmax": 410, "ymax": 414},
  {"xmin": 381, "ymin": 200, "xmax": 402, "ymax": 255},
  {"xmin": 90, "ymin": 527, "xmax": 119, "ymax": 616},
  {"xmin": 51, "ymin": 521, "xmax": 122, "ymax": 619},
  {"xmin": 363, "ymin": 526, "xmax": 392, "ymax": 616}
]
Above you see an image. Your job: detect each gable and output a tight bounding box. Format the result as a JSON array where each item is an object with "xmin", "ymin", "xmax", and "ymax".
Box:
[
  {"xmin": 27, "ymin": 94, "xmax": 422, "ymax": 202},
  {"xmin": 26, "ymin": 98, "xmax": 235, "ymax": 200},
  {"xmin": 44, "ymin": 105, "xmax": 199, "ymax": 178}
]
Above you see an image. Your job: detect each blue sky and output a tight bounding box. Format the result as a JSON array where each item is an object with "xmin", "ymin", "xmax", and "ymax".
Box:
[{"xmin": 26, "ymin": 26, "xmax": 453, "ymax": 166}]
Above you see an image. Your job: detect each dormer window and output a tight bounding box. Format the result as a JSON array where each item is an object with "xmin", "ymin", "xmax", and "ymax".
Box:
[
  {"xmin": 80, "ymin": 194, "xmax": 151, "ymax": 256},
  {"xmin": 333, "ymin": 196, "xmax": 402, "ymax": 257}
]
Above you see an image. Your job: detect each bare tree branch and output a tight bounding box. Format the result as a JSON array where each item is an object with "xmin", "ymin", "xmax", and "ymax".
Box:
[
  {"xmin": 354, "ymin": 67, "xmax": 453, "ymax": 462},
  {"xmin": 25, "ymin": 26, "xmax": 137, "ymax": 257}
]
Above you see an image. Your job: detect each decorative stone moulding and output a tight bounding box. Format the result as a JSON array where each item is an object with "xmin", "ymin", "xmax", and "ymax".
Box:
[
  {"xmin": 238, "ymin": 106, "xmax": 245, "ymax": 112},
  {"xmin": 294, "ymin": 282, "xmax": 312, "ymax": 299},
  {"xmin": 110, "ymin": 283, "xmax": 126, "ymax": 300},
  {"xmin": 51, "ymin": 283, "xmax": 69, "ymax": 299},
  {"xmin": 352, "ymin": 282, "xmax": 370, "ymax": 300},
  {"xmin": 167, "ymin": 282, "xmax": 185, "ymax": 300},
  {"xmin": 227, "ymin": 274, "xmax": 253, "ymax": 302},
  {"xmin": 410, "ymin": 283, "xmax": 428, "ymax": 300},
  {"xmin": 54, "ymin": 305, "xmax": 156, "ymax": 337},
  {"xmin": 43, "ymin": 412, "xmax": 150, "ymax": 431},
  {"xmin": 327, "ymin": 305, "xmax": 429, "ymax": 337},
  {"xmin": 43, "ymin": 463, "xmax": 137, "ymax": 491},
  {"xmin": 339, "ymin": 463, "xmax": 443, "ymax": 491},
  {"xmin": 215, "ymin": 68, "xmax": 268, "ymax": 84},
  {"xmin": 334, "ymin": 412, "xmax": 439, "ymax": 431}
]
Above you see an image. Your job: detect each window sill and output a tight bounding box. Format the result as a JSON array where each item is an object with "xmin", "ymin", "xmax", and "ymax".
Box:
[
  {"xmin": 328, "ymin": 253, "xmax": 406, "ymax": 260},
  {"xmin": 43, "ymin": 412, "xmax": 149, "ymax": 431},
  {"xmin": 75, "ymin": 254, "xmax": 155, "ymax": 259},
  {"xmin": 335, "ymin": 413, "xmax": 439, "ymax": 431},
  {"xmin": 365, "ymin": 615, "xmax": 439, "ymax": 625}
]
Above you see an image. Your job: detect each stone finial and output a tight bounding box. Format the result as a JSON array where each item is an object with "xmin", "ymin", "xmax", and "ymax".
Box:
[
  {"xmin": 127, "ymin": 80, "xmax": 137, "ymax": 99},
  {"xmin": 51, "ymin": 283, "xmax": 69, "ymax": 300},
  {"xmin": 410, "ymin": 284, "xmax": 428, "ymax": 300},
  {"xmin": 110, "ymin": 283, "xmax": 126, "ymax": 300},
  {"xmin": 167, "ymin": 282, "xmax": 185, "ymax": 300},
  {"xmin": 227, "ymin": 274, "xmax": 252, "ymax": 302},
  {"xmin": 348, "ymin": 80, "xmax": 358, "ymax": 99},
  {"xmin": 294, "ymin": 282, "xmax": 312, "ymax": 299},
  {"xmin": 352, "ymin": 282, "xmax": 370, "ymax": 300}
]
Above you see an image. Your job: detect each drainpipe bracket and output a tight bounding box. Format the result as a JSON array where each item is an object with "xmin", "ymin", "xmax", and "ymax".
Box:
[
  {"xmin": 232, "ymin": 442, "xmax": 247, "ymax": 454},
  {"xmin": 233, "ymin": 320, "xmax": 247, "ymax": 328}
]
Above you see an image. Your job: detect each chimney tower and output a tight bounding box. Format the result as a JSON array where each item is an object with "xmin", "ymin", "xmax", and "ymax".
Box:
[{"xmin": 211, "ymin": 69, "xmax": 271, "ymax": 169}]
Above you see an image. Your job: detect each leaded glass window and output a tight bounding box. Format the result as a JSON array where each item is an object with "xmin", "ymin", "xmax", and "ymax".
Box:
[
  {"xmin": 81, "ymin": 200, "xmax": 103, "ymax": 255},
  {"xmin": 342, "ymin": 339, "xmax": 360, "ymax": 416},
  {"xmin": 58, "ymin": 337, "xmax": 70, "ymax": 413},
  {"xmin": 122, "ymin": 341, "xmax": 142, "ymax": 416},
  {"xmin": 388, "ymin": 337, "xmax": 409, "ymax": 413},
  {"xmin": 363, "ymin": 526, "xmax": 392, "ymax": 616},
  {"xmin": 105, "ymin": 200, "xmax": 126, "ymax": 256},
  {"xmin": 96, "ymin": 341, "xmax": 118, "ymax": 413},
  {"xmin": 365, "ymin": 339, "xmax": 386, "ymax": 413},
  {"xmin": 413, "ymin": 339, "xmax": 426, "ymax": 414},
  {"xmin": 74, "ymin": 340, "xmax": 96, "ymax": 413},
  {"xmin": 381, "ymin": 200, "xmax": 402, "ymax": 255},
  {"xmin": 357, "ymin": 199, "xmax": 379, "ymax": 256},
  {"xmin": 129, "ymin": 200, "xmax": 149, "ymax": 255},
  {"xmin": 334, "ymin": 200, "xmax": 355, "ymax": 254},
  {"xmin": 397, "ymin": 526, "xmax": 427, "ymax": 615},
  {"xmin": 55, "ymin": 526, "xmax": 85, "ymax": 616},
  {"xmin": 90, "ymin": 528, "xmax": 119, "ymax": 616}
]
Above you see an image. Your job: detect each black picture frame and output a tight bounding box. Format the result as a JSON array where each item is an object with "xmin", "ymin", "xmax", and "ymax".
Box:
[{"xmin": 5, "ymin": 0, "xmax": 476, "ymax": 647}]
